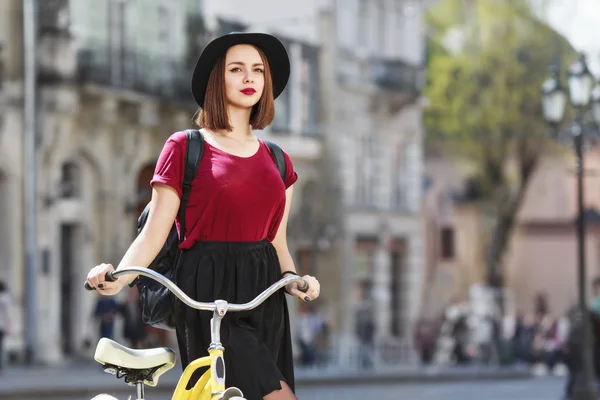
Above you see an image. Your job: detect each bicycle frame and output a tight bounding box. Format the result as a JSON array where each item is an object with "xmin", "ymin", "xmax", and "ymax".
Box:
[
  {"xmin": 172, "ymin": 302, "xmax": 228, "ymax": 400},
  {"xmin": 104, "ymin": 267, "xmax": 306, "ymax": 400}
]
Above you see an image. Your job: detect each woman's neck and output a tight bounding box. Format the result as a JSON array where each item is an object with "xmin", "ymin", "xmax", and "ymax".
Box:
[{"xmin": 214, "ymin": 106, "xmax": 253, "ymax": 140}]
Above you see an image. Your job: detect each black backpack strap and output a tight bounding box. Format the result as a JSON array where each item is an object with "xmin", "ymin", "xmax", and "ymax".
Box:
[
  {"xmin": 264, "ymin": 140, "xmax": 286, "ymax": 182},
  {"xmin": 179, "ymin": 129, "xmax": 204, "ymax": 243}
]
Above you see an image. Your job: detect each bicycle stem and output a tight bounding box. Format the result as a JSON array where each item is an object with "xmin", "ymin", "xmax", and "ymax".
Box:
[{"xmin": 209, "ymin": 300, "xmax": 228, "ymax": 351}]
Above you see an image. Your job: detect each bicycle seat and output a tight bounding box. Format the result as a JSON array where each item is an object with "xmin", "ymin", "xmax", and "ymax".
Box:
[{"xmin": 94, "ymin": 338, "xmax": 176, "ymax": 386}]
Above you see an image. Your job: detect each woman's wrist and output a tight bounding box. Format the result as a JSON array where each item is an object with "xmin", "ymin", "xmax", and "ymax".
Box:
[
  {"xmin": 280, "ymin": 270, "xmax": 298, "ymax": 279},
  {"xmin": 280, "ymin": 270, "xmax": 298, "ymax": 295}
]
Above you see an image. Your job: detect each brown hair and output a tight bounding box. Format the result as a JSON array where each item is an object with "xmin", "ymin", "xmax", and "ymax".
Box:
[{"xmin": 194, "ymin": 46, "xmax": 275, "ymax": 131}]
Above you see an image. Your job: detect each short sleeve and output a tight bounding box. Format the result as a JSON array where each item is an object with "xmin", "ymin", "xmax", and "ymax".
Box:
[
  {"xmin": 282, "ymin": 150, "xmax": 298, "ymax": 189},
  {"xmin": 150, "ymin": 131, "xmax": 187, "ymax": 197}
]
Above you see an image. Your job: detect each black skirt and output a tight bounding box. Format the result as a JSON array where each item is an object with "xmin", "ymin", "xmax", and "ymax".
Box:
[{"xmin": 173, "ymin": 240, "xmax": 295, "ymax": 400}]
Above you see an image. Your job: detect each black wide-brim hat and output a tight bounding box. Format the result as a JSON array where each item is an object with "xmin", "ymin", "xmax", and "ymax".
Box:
[{"xmin": 191, "ymin": 32, "xmax": 291, "ymax": 108}]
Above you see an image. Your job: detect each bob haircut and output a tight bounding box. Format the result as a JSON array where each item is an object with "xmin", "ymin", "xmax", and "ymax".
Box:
[{"xmin": 194, "ymin": 45, "xmax": 275, "ymax": 131}]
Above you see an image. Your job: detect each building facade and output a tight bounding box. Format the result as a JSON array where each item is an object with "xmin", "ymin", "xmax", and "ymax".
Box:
[
  {"xmin": 420, "ymin": 150, "xmax": 600, "ymax": 321},
  {"xmin": 328, "ymin": 0, "xmax": 426, "ymax": 363},
  {"xmin": 205, "ymin": 0, "xmax": 427, "ymax": 364},
  {"xmin": 0, "ymin": 0, "xmax": 326, "ymax": 364},
  {"xmin": 420, "ymin": 153, "xmax": 488, "ymax": 319},
  {"xmin": 0, "ymin": 0, "xmax": 425, "ymax": 366},
  {"xmin": 505, "ymin": 151, "xmax": 600, "ymax": 318}
]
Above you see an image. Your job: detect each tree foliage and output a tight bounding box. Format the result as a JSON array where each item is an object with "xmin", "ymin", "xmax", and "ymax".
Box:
[{"xmin": 424, "ymin": 0, "xmax": 576, "ymax": 285}]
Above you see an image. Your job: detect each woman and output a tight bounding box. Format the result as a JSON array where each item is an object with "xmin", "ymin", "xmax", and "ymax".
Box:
[{"xmin": 86, "ymin": 32, "xmax": 321, "ymax": 400}]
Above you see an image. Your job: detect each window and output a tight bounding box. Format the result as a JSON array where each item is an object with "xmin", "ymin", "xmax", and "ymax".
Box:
[
  {"xmin": 272, "ymin": 87, "xmax": 291, "ymax": 132},
  {"xmin": 440, "ymin": 227, "xmax": 455, "ymax": 260},
  {"xmin": 390, "ymin": 248, "xmax": 405, "ymax": 337},
  {"xmin": 356, "ymin": 135, "xmax": 367, "ymax": 205},
  {"xmin": 295, "ymin": 249, "xmax": 312, "ymax": 277},
  {"xmin": 60, "ymin": 162, "xmax": 81, "ymax": 198},
  {"xmin": 217, "ymin": 18, "xmax": 247, "ymax": 36},
  {"xmin": 357, "ymin": 0, "xmax": 368, "ymax": 47},
  {"xmin": 355, "ymin": 135, "xmax": 380, "ymax": 207},
  {"xmin": 392, "ymin": 141, "xmax": 409, "ymax": 210},
  {"xmin": 0, "ymin": 43, "xmax": 4, "ymax": 90},
  {"xmin": 376, "ymin": 0, "xmax": 386, "ymax": 53},
  {"xmin": 39, "ymin": 0, "xmax": 70, "ymax": 34},
  {"xmin": 157, "ymin": 5, "xmax": 170, "ymax": 44},
  {"xmin": 272, "ymin": 38, "xmax": 292, "ymax": 132},
  {"xmin": 354, "ymin": 237, "xmax": 377, "ymax": 300},
  {"xmin": 299, "ymin": 45, "xmax": 319, "ymax": 135}
]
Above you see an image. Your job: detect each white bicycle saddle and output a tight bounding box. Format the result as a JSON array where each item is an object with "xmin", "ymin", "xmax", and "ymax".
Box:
[{"xmin": 94, "ymin": 337, "xmax": 176, "ymax": 386}]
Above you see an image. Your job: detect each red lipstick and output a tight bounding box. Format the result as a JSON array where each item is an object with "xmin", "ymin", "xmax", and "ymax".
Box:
[{"xmin": 241, "ymin": 88, "xmax": 256, "ymax": 95}]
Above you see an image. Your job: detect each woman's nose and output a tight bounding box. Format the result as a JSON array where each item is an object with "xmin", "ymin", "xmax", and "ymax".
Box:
[{"xmin": 243, "ymin": 73, "xmax": 254, "ymax": 83}]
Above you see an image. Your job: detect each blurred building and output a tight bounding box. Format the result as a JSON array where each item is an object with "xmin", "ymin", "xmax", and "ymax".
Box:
[
  {"xmin": 420, "ymin": 151, "xmax": 487, "ymax": 319},
  {"xmin": 505, "ymin": 150, "xmax": 600, "ymax": 318},
  {"xmin": 205, "ymin": 0, "xmax": 427, "ymax": 364},
  {"xmin": 324, "ymin": 0, "xmax": 426, "ymax": 363},
  {"xmin": 0, "ymin": 0, "xmax": 326, "ymax": 364},
  {"xmin": 421, "ymin": 149, "xmax": 600, "ymax": 321},
  {"xmin": 0, "ymin": 0, "xmax": 426, "ymax": 366}
]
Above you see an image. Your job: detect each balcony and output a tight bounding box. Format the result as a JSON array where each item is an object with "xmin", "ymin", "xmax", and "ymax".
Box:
[
  {"xmin": 371, "ymin": 58, "xmax": 425, "ymax": 94},
  {"xmin": 76, "ymin": 44, "xmax": 195, "ymax": 105},
  {"xmin": 39, "ymin": 0, "xmax": 71, "ymax": 37}
]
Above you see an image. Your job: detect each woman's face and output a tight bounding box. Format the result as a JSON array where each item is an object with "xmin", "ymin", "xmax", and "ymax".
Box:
[{"xmin": 223, "ymin": 44, "xmax": 265, "ymax": 109}]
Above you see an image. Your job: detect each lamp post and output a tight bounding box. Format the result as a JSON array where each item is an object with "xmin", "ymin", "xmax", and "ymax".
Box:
[
  {"xmin": 23, "ymin": 0, "xmax": 39, "ymax": 365},
  {"xmin": 592, "ymin": 83, "xmax": 600, "ymax": 129},
  {"xmin": 541, "ymin": 53, "xmax": 599, "ymax": 400}
]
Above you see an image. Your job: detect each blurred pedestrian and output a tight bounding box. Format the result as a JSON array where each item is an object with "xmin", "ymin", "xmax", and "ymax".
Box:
[
  {"xmin": 0, "ymin": 280, "xmax": 11, "ymax": 371},
  {"xmin": 413, "ymin": 317, "xmax": 438, "ymax": 365},
  {"xmin": 94, "ymin": 295, "xmax": 118, "ymax": 339},
  {"xmin": 118, "ymin": 286, "xmax": 146, "ymax": 349},
  {"xmin": 295, "ymin": 304, "xmax": 323, "ymax": 367},
  {"xmin": 314, "ymin": 320, "xmax": 331, "ymax": 367},
  {"xmin": 590, "ymin": 277, "xmax": 600, "ymax": 316},
  {"xmin": 451, "ymin": 314, "xmax": 470, "ymax": 364},
  {"xmin": 515, "ymin": 313, "xmax": 537, "ymax": 364},
  {"xmin": 355, "ymin": 282, "xmax": 375, "ymax": 369}
]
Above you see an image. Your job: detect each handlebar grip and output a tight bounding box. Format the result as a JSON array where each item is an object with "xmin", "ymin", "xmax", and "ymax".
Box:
[
  {"xmin": 84, "ymin": 270, "xmax": 117, "ymax": 291},
  {"xmin": 298, "ymin": 279, "xmax": 309, "ymax": 293}
]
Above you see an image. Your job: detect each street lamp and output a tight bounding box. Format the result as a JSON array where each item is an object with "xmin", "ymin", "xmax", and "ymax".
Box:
[
  {"xmin": 567, "ymin": 54, "xmax": 595, "ymax": 108},
  {"xmin": 591, "ymin": 83, "xmax": 600, "ymax": 128},
  {"xmin": 541, "ymin": 65, "xmax": 566, "ymax": 126},
  {"xmin": 541, "ymin": 53, "xmax": 598, "ymax": 400}
]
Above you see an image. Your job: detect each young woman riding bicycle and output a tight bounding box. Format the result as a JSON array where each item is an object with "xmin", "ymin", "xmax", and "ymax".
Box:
[{"xmin": 86, "ymin": 32, "xmax": 321, "ymax": 400}]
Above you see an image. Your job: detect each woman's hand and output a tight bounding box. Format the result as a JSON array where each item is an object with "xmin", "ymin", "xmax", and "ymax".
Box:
[
  {"xmin": 286, "ymin": 275, "xmax": 320, "ymax": 302},
  {"xmin": 86, "ymin": 263, "xmax": 126, "ymax": 296}
]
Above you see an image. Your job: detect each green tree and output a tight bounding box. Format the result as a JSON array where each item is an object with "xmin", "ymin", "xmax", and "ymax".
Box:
[{"xmin": 424, "ymin": 0, "xmax": 576, "ymax": 291}]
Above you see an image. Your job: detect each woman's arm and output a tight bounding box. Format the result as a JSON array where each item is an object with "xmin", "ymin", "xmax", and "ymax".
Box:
[
  {"xmin": 86, "ymin": 184, "xmax": 180, "ymax": 294},
  {"xmin": 271, "ymin": 186, "xmax": 321, "ymax": 301}
]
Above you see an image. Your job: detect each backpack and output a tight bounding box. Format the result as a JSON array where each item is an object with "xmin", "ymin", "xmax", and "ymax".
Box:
[{"xmin": 135, "ymin": 129, "xmax": 287, "ymax": 330}]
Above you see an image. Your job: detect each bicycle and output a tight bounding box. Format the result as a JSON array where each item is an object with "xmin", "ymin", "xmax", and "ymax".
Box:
[{"xmin": 84, "ymin": 266, "xmax": 308, "ymax": 400}]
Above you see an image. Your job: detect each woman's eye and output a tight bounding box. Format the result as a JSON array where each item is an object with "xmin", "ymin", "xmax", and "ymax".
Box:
[
  {"xmin": 230, "ymin": 67, "xmax": 241, "ymax": 72},
  {"xmin": 255, "ymin": 68, "xmax": 264, "ymax": 73}
]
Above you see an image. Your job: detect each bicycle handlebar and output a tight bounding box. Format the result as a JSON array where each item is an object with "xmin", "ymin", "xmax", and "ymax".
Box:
[{"xmin": 84, "ymin": 267, "xmax": 309, "ymax": 312}]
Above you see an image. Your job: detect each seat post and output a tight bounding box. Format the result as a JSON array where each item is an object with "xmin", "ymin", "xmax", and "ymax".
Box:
[{"xmin": 136, "ymin": 381, "xmax": 145, "ymax": 400}]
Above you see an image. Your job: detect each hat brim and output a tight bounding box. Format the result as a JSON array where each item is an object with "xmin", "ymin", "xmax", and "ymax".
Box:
[{"xmin": 191, "ymin": 32, "xmax": 291, "ymax": 108}]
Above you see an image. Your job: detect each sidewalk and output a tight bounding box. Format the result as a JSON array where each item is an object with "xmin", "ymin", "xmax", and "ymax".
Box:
[{"xmin": 0, "ymin": 362, "xmax": 531, "ymax": 398}]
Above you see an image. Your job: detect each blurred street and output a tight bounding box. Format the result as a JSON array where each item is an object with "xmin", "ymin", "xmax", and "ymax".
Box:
[
  {"xmin": 297, "ymin": 378, "xmax": 566, "ymax": 400},
  {"xmin": 0, "ymin": 362, "xmax": 561, "ymax": 400},
  {"xmin": 0, "ymin": 367, "xmax": 566, "ymax": 400}
]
